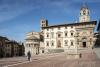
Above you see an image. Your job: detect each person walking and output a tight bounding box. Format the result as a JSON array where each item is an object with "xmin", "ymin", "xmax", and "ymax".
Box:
[{"xmin": 27, "ymin": 51, "xmax": 31, "ymax": 61}]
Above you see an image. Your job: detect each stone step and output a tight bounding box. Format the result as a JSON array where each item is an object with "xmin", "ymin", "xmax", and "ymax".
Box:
[{"xmin": 48, "ymin": 49, "xmax": 64, "ymax": 53}]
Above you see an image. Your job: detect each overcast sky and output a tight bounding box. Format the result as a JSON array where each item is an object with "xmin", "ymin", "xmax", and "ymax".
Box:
[{"xmin": 0, "ymin": 0, "xmax": 100, "ymax": 42}]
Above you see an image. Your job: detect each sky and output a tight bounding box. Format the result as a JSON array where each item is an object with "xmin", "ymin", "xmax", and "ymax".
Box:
[{"xmin": 0, "ymin": 0, "xmax": 100, "ymax": 42}]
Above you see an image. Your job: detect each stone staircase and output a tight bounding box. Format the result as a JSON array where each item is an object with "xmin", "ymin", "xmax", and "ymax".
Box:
[{"xmin": 47, "ymin": 49, "xmax": 64, "ymax": 53}]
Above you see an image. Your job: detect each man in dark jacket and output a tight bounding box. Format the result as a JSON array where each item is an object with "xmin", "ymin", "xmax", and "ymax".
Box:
[{"xmin": 27, "ymin": 51, "xmax": 31, "ymax": 61}]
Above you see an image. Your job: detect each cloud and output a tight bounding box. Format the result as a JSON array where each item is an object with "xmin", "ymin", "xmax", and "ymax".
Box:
[
  {"xmin": 0, "ymin": 0, "xmax": 98, "ymax": 23},
  {"xmin": 0, "ymin": 0, "xmax": 99, "ymax": 41},
  {"xmin": 0, "ymin": 0, "xmax": 78, "ymax": 23},
  {"xmin": 0, "ymin": 0, "xmax": 41, "ymax": 22}
]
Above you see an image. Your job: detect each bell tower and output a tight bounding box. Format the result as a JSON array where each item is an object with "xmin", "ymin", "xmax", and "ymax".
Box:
[
  {"xmin": 40, "ymin": 18, "xmax": 48, "ymax": 32},
  {"xmin": 79, "ymin": 4, "xmax": 90, "ymax": 22}
]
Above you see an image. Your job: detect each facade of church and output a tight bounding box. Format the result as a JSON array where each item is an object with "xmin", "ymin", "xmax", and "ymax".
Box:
[
  {"xmin": 24, "ymin": 32, "xmax": 45, "ymax": 56},
  {"xmin": 25, "ymin": 32, "xmax": 40, "ymax": 56},
  {"xmin": 24, "ymin": 5, "xmax": 97, "ymax": 56}
]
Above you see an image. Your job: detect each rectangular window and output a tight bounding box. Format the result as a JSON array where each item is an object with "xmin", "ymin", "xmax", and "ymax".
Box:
[
  {"xmin": 46, "ymin": 42, "xmax": 49, "ymax": 46},
  {"xmin": 71, "ymin": 26, "xmax": 73, "ymax": 28},
  {"xmin": 65, "ymin": 33, "xmax": 67, "ymax": 37},
  {"xmin": 71, "ymin": 42, "xmax": 73, "ymax": 46},
  {"xmin": 51, "ymin": 42, "xmax": 54, "ymax": 46},
  {"xmin": 65, "ymin": 26, "xmax": 67, "ymax": 29},
  {"xmin": 58, "ymin": 27, "xmax": 60, "ymax": 30},
  {"xmin": 65, "ymin": 40, "xmax": 68, "ymax": 46},
  {"xmin": 42, "ymin": 21, "xmax": 44, "ymax": 23},
  {"xmin": 29, "ymin": 44, "xmax": 30, "ymax": 47},
  {"xmin": 47, "ymin": 28, "xmax": 49, "ymax": 31},
  {"xmin": 71, "ymin": 33, "xmax": 73, "ymax": 36},
  {"xmin": 51, "ymin": 32, "xmax": 54, "ymax": 38},
  {"xmin": 51, "ymin": 41, "xmax": 54, "ymax": 46},
  {"xmin": 47, "ymin": 34, "xmax": 49, "ymax": 38}
]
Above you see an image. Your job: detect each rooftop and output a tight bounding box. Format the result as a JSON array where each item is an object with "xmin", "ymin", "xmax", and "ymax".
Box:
[{"xmin": 42, "ymin": 21, "xmax": 97, "ymax": 28}]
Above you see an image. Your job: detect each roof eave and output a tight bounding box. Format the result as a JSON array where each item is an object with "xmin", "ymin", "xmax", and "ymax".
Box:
[{"xmin": 42, "ymin": 21, "xmax": 97, "ymax": 28}]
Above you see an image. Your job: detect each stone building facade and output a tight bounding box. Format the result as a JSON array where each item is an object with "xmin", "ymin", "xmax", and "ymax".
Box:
[
  {"xmin": 25, "ymin": 32, "xmax": 44, "ymax": 56},
  {"xmin": 24, "ymin": 4, "xmax": 97, "ymax": 55},
  {"xmin": 0, "ymin": 36, "xmax": 24, "ymax": 58},
  {"xmin": 41, "ymin": 5, "xmax": 97, "ymax": 53},
  {"xmin": 75, "ymin": 21, "xmax": 96, "ymax": 48},
  {"xmin": 25, "ymin": 31, "xmax": 45, "ymax": 56}
]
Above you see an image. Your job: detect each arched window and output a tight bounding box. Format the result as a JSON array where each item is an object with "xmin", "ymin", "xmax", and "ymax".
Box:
[
  {"xmin": 70, "ymin": 40, "xmax": 74, "ymax": 46},
  {"xmin": 83, "ymin": 10, "xmax": 86, "ymax": 15},
  {"xmin": 71, "ymin": 42, "xmax": 73, "ymax": 46},
  {"xmin": 71, "ymin": 33, "xmax": 73, "ymax": 36},
  {"xmin": 58, "ymin": 27, "xmax": 61, "ymax": 30},
  {"xmin": 57, "ymin": 31, "xmax": 62, "ymax": 38},
  {"xmin": 46, "ymin": 33, "xmax": 49, "ymax": 38},
  {"xmin": 65, "ymin": 31, "xmax": 68, "ymax": 37},
  {"xmin": 65, "ymin": 33, "xmax": 67, "ymax": 37},
  {"xmin": 70, "ymin": 30, "xmax": 74, "ymax": 37},
  {"xmin": 58, "ymin": 34, "xmax": 61, "ymax": 37},
  {"xmin": 64, "ymin": 40, "xmax": 68, "ymax": 46},
  {"xmin": 51, "ymin": 40, "xmax": 54, "ymax": 46},
  {"xmin": 46, "ymin": 41, "xmax": 49, "ymax": 46}
]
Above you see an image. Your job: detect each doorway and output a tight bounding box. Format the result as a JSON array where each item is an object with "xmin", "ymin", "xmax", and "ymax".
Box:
[
  {"xmin": 83, "ymin": 42, "xmax": 86, "ymax": 47},
  {"xmin": 57, "ymin": 40, "xmax": 61, "ymax": 48}
]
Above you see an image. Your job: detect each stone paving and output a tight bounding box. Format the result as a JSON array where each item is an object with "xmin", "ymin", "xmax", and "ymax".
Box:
[
  {"xmin": 1, "ymin": 49, "xmax": 100, "ymax": 67},
  {"xmin": 0, "ymin": 57, "xmax": 27, "ymax": 67},
  {"xmin": 0, "ymin": 53, "xmax": 64, "ymax": 67},
  {"xmin": 93, "ymin": 48, "xmax": 100, "ymax": 59}
]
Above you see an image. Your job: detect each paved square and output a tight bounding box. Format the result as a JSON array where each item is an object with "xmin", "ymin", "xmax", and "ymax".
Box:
[{"xmin": 1, "ymin": 50, "xmax": 100, "ymax": 67}]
